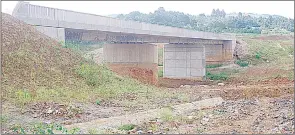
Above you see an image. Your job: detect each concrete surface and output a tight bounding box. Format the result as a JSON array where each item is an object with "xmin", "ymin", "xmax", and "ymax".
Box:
[
  {"xmin": 12, "ymin": 1, "xmax": 235, "ymax": 42},
  {"xmin": 164, "ymin": 44, "xmax": 206, "ymax": 79},
  {"xmin": 104, "ymin": 44, "xmax": 158, "ymax": 84},
  {"xmin": 103, "ymin": 44, "xmax": 157, "ymax": 64},
  {"xmin": 35, "ymin": 26, "xmax": 65, "ymax": 42}
]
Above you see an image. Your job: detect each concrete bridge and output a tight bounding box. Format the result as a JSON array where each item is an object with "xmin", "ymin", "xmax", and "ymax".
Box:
[{"xmin": 13, "ymin": 2, "xmax": 236, "ymax": 84}]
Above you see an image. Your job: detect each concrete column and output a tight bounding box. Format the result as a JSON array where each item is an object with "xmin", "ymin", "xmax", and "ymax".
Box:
[
  {"xmin": 103, "ymin": 43, "xmax": 158, "ymax": 85},
  {"xmin": 222, "ymin": 40, "xmax": 235, "ymax": 62},
  {"xmin": 205, "ymin": 44, "xmax": 224, "ymax": 64},
  {"xmin": 35, "ymin": 26, "xmax": 65, "ymax": 42},
  {"xmin": 163, "ymin": 44, "xmax": 206, "ymax": 80},
  {"xmin": 205, "ymin": 40, "xmax": 235, "ymax": 64}
]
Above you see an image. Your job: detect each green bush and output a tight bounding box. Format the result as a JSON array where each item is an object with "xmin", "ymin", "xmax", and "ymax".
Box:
[
  {"xmin": 15, "ymin": 90, "xmax": 32, "ymax": 107},
  {"xmin": 10, "ymin": 123, "xmax": 80, "ymax": 134},
  {"xmin": 75, "ymin": 63, "xmax": 112, "ymax": 86},
  {"xmin": 118, "ymin": 124, "xmax": 136, "ymax": 131},
  {"xmin": 158, "ymin": 68, "xmax": 163, "ymax": 77},
  {"xmin": 206, "ymin": 72, "xmax": 228, "ymax": 80},
  {"xmin": 60, "ymin": 42, "xmax": 81, "ymax": 52},
  {"xmin": 255, "ymin": 52, "xmax": 262, "ymax": 59},
  {"xmin": 236, "ymin": 60, "xmax": 249, "ymax": 67},
  {"xmin": 206, "ymin": 64, "xmax": 223, "ymax": 68}
]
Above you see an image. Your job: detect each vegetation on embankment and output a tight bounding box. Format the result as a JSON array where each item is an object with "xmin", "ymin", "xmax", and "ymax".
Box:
[{"xmin": 2, "ymin": 13, "xmax": 165, "ymax": 108}]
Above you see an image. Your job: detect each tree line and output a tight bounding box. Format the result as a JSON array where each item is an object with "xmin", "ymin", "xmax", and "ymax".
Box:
[{"xmin": 116, "ymin": 7, "xmax": 294, "ymax": 34}]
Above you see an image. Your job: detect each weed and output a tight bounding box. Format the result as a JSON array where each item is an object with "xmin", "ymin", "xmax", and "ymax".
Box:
[
  {"xmin": 178, "ymin": 116, "xmax": 194, "ymax": 124},
  {"xmin": 255, "ymin": 52, "xmax": 262, "ymax": 59},
  {"xmin": 288, "ymin": 72, "xmax": 294, "ymax": 80},
  {"xmin": 160, "ymin": 108, "xmax": 175, "ymax": 122},
  {"xmin": 195, "ymin": 127, "xmax": 204, "ymax": 134},
  {"xmin": 1, "ymin": 115, "xmax": 8, "ymax": 124},
  {"xmin": 96, "ymin": 99, "xmax": 101, "ymax": 105},
  {"xmin": 235, "ymin": 60, "xmax": 249, "ymax": 67},
  {"xmin": 88, "ymin": 128, "xmax": 99, "ymax": 134},
  {"xmin": 158, "ymin": 47, "xmax": 164, "ymax": 66},
  {"xmin": 206, "ymin": 72, "xmax": 229, "ymax": 80},
  {"xmin": 61, "ymin": 42, "xmax": 81, "ymax": 53},
  {"xmin": 147, "ymin": 123, "xmax": 158, "ymax": 132},
  {"xmin": 10, "ymin": 122, "xmax": 80, "ymax": 134},
  {"xmin": 206, "ymin": 64, "xmax": 223, "ymax": 68},
  {"xmin": 118, "ymin": 124, "xmax": 136, "ymax": 131},
  {"xmin": 158, "ymin": 67, "xmax": 163, "ymax": 77},
  {"xmin": 14, "ymin": 90, "xmax": 32, "ymax": 107}
]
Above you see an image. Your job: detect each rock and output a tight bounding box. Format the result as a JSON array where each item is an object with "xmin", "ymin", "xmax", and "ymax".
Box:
[
  {"xmin": 188, "ymin": 116, "xmax": 194, "ymax": 120},
  {"xmin": 32, "ymin": 113, "xmax": 39, "ymax": 118},
  {"xmin": 47, "ymin": 108, "xmax": 53, "ymax": 114},
  {"xmin": 200, "ymin": 85, "xmax": 208, "ymax": 88},
  {"xmin": 179, "ymin": 85, "xmax": 191, "ymax": 88},
  {"xmin": 218, "ymin": 83, "xmax": 225, "ymax": 86},
  {"xmin": 147, "ymin": 130, "xmax": 153, "ymax": 134},
  {"xmin": 156, "ymin": 119, "xmax": 163, "ymax": 123},
  {"xmin": 202, "ymin": 117, "xmax": 209, "ymax": 122},
  {"xmin": 136, "ymin": 130, "xmax": 143, "ymax": 134}
]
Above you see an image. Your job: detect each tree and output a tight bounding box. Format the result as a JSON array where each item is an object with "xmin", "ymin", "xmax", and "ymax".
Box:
[
  {"xmin": 116, "ymin": 7, "xmax": 294, "ymax": 34},
  {"xmin": 199, "ymin": 13, "xmax": 206, "ymax": 17}
]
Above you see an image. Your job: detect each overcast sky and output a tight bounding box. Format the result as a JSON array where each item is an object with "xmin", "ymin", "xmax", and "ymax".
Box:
[{"xmin": 2, "ymin": 1, "xmax": 294, "ymax": 19}]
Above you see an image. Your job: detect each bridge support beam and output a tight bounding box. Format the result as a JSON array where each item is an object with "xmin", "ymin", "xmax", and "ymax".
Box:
[
  {"xmin": 222, "ymin": 40, "xmax": 235, "ymax": 62},
  {"xmin": 163, "ymin": 44, "xmax": 206, "ymax": 80},
  {"xmin": 103, "ymin": 43, "xmax": 158, "ymax": 85},
  {"xmin": 35, "ymin": 26, "xmax": 65, "ymax": 42}
]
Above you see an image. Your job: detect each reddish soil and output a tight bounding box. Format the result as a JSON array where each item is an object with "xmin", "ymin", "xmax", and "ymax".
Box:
[
  {"xmin": 158, "ymin": 78, "xmax": 211, "ymax": 88},
  {"xmin": 220, "ymin": 84, "xmax": 294, "ymax": 100},
  {"xmin": 244, "ymin": 68, "xmax": 289, "ymax": 76},
  {"xmin": 107, "ymin": 63, "xmax": 158, "ymax": 85}
]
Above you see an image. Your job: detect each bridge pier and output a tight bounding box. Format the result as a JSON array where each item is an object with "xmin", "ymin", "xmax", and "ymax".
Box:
[
  {"xmin": 222, "ymin": 40, "xmax": 236, "ymax": 62},
  {"xmin": 163, "ymin": 44, "xmax": 206, "ymax": 80},
  {"xmin": 205, "ymin": 40, "xmax": 235, "ymax": 64},
  {"xmin": 103, "ymin": 43, "xmax": 158, "ymax": 85}
]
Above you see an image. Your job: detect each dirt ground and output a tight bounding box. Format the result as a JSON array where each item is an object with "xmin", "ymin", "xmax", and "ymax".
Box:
[
  {"xmin": 132, "ymin": 94, "xmax": 294, "ymax": 134},
  {"xmin": 107, "ymin": 63, "xmax": 158, "ymax": 85},
  {"xmin": 2, "ymin": 78, "xmax": 293, "ymax": 134}
]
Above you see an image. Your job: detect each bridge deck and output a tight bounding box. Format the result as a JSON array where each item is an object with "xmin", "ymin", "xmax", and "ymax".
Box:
[{"xmin": 13, "ymin": 2, "xmax": 235, "ymax": 41}]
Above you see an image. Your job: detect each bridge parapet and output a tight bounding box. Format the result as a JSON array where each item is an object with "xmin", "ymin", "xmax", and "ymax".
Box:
[{"xmin": 13, "ymin": 1, "xmax": 235, "ymax": 42}]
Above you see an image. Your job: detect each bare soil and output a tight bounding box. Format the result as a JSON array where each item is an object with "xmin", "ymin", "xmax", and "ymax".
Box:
[{"xmin": 108, "ymin": 63, "xmax": 158, "ymax": 85}]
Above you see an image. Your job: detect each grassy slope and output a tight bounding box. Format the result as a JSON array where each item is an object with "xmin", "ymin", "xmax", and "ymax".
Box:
[
  {"xmin": 236, "ymin": 35, "xmax": 293, "ymax": 81},
  {"xmin": 1, "ymin": 13, "xmax": 167, "ymax": 108}
]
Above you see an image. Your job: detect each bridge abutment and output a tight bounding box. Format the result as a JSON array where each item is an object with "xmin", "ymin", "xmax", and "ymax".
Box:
[
  {"xmin": 205, "ymin": 40, "xmax": 235, "ymax": 64},
  {"xmin": 163, "ymin": 44, "xmax": 206, "ymax": 80},
  {"xmin": 35, "ymin": 26, "xmax": 65, "ymax": 42},
  {"xmin": 103, "ymin": 43, "xmax": 158, "ymax": 85}
]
